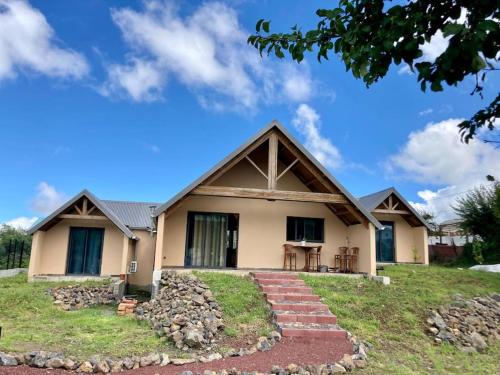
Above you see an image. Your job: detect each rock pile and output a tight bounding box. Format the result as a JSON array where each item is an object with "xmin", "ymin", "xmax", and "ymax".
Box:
[
  {"xmin": 50, "ymin": 285, "xmax": 117, "ymax": 310},
  {"xmin": 0, "ymin": 350, "xmax": 171, "ymax": 372},
  {"xmin": 426, "ymin": 294, "xmax": 500, "ymax": 352},
  {"xmin": 135, "ymin": 271, "xmax": 224, "ymax": 350}
]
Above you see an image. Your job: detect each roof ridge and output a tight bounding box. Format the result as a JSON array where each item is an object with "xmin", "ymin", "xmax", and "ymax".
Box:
[{"xmin": 102, "ymin": 199, "xmax": 161, "ymax": 205}]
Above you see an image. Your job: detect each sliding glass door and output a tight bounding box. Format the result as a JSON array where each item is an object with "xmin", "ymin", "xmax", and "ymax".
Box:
[
  {"xmin": 66, "ymin": 227, "xmax": 104, "ymax": 275},
  {"xmin": 185, "ymin": 212, "xmax": 238, "ymax": 268},
  {"xmin": 376, "ymin": 221, "xmax": 395, "ymax": 262}
]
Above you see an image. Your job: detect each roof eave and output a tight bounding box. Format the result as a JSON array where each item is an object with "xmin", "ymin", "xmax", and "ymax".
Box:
[{"xmin": 28, "ymin": 189, "xmax": 136, "ymax": 239}]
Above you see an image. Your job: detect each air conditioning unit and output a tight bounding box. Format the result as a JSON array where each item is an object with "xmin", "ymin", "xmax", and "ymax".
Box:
[{"xmin": 129, "ymin": 261, "xmax": 138, "ymax": 273}]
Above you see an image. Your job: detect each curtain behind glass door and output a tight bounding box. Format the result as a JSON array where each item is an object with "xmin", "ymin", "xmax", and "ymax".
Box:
[{"xmin": 188, "ymin": 213, "xmax": 228, "ymax": 267}]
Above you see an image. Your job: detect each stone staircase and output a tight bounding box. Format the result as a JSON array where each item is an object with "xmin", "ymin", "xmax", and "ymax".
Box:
[{"xmin": 251, "ymin": 272, "xmax": 346, "ymax": 338}]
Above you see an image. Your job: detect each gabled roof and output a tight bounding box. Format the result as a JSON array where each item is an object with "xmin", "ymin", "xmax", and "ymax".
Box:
[
  {"xmin": 28, "ymin": 190, "xmax": 137, "ymax": 239},
  {"xmin": 358, "ymin": 187, "xmax": 431, "ymax": 229},
  {"xmin": 102, "ymin": 200, "xmax": 160, "ymax": 229},
  {"xmin": 154, "ymin": 120, "xmax": 382, "ymax": 229}
]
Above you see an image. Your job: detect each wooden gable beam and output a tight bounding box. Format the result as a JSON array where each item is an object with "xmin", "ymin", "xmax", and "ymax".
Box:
[
  {"xmin": 74, "ymin": 204, "xmax": 82, "ymax": 215},
  {"xmin": 373, "ymin": 209, "xmax": 410, "ymax": 215},
  {"xmin": 268, "ymin": 132, "xmax": 278, "ymax": 190},
  {"xmin": 277, "ymin": 158, "xmax": 298, "ymax": 181},
  {"xmin": 59, "ymin": 214, "xmax": 108, "ymax": 221},
  {"xmin": 276, "ymin": 134, "xmax": 338, "ymax": 193},
  {"xmin": 191, "ymin": 186, "xmax": 349, "ymax": 204},
  {"xmin": 203, "ymin": 132, "xmax": 271, "ymax": 186},
  {"xmin": 245, "ymin": 156, "xmax": 268, "ymax": 180}
]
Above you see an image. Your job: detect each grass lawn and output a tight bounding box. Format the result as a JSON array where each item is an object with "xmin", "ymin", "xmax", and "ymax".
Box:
[
  {"xmin": 302, "ymin": 265, "xmax": 500, "ymax": 375},
  {"xmin": 195, "ymin": 272, "xmax": 272, "ymax": 339},
  {"xmin": 0, "ymin": 273, "xmax": 163, "ymax": 359},
  {"xmin": 0, "ymin": 272, "xmax": 271, "ymax": 359}
]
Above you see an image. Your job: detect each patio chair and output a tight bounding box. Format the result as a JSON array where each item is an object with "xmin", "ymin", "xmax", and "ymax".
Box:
[
  {"xmin": 335, "ymin": 247, "xmax": 349, "ymax": 272},
  {"xmin": 283, "ymin": 244, "xmax": 297, "ymax": 271},
  {"xmin": 308, "ymin": 246, "xmax": 322, "ymax": 272},
  {"xmin": 350, "ymin": 247, "xmax": 359, "ymax": 273}
]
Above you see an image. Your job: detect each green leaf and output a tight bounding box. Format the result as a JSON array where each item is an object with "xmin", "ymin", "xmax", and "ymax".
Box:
[
  {"xmin": 471, "ymin": 55, "xmax": 486, "ymax": 72},
  {"xmin": 262, "ymin": 21, "xmax": 270, "ymax": 33},
  {"xmin": 430, "ymin": 81, "xmax": 443, "ymax": 92},
  {"xmin": 256, "ymin": 19, "xmax": 264, "ymax": 32},
  {"xmin": 442, "ymin": 23, "xmax": 464, "ymax": 37}
]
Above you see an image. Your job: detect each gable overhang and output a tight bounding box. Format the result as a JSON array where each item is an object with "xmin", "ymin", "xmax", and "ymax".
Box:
[
  {"xmin": 28, "ymin": 189, "xmax": 137, "ymax": 239},
  {"xmin": 154, "ymin": 120, "xmax": 382, "ymax": 229},
  {"xmin": 361, "ymin": 187, "xmax": 432, "ymax": 230}
]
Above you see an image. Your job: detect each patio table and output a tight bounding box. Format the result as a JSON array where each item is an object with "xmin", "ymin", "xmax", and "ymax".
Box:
[{"xmin": 290, "ymin": 244, "xmax": 322, "ymax": 272}]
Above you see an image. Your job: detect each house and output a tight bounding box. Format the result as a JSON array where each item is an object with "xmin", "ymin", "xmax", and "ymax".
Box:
[
  {"xmin": 27, "ymin": 121, "xmax": 430, "ymax": 290},
  {"xmin": 359, "ymin": 187, "xmax": 430, "ymax": 264}
]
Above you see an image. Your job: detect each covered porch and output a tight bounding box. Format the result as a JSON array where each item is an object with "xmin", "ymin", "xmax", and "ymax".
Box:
[{"xmin": 151, "ymin": 124, "xmax": 381, "ymax": 282}]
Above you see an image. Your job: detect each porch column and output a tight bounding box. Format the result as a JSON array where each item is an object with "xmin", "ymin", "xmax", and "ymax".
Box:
[
  {"xmin": 120, "ymin": 234, "xmax": 130, "ymax": 280},
  {"xmin": 347, "ymin": 223, "xmax": 376, "ymax": 275},
  {"xmin": 413, "ymin": 226, "xmax": 429, "ymax": 265},
  {"xmin": 28, "ymin": 231, "xmax": 45, "ymax": 281},
  {"xmin": 154, "ymin": 213, "xmax": 165, "ymax": 271}
]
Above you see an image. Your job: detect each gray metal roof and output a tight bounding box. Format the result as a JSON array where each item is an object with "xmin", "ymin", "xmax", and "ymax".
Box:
[
  {"xmin": 358, "ymin": 187, "xmax": 394, "ymax": 211},
  {"xmin": 102, "ymin": 200, "xmax": 160, "ymax": 229},
  {"xmin": 154, "ymin": 120, "xmax": 383, "ymax": 229},
  {"xmin": 28, "ymin": 190, "xmax": 137, "ymax": 239},
  {"xmin": 358, "ymin": 187, "xmax": 431, "ymax": 230}
]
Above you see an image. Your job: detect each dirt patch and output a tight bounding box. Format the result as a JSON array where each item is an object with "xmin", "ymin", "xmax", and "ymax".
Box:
[{"xmin": 0, "ymin": 337, "xmax": 352, "ymax": 374}]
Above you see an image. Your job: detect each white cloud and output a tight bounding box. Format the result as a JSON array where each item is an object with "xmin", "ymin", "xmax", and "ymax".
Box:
[
  {"xmin": 386, "ymin": 118, "xmax": 500, "ymax": 220},
  {"xmin": 292, "ymin": 104, "xmax": 343, "ymax": 170},
  {"xmin": 418, "ymin": 108, "xmax": 434, "ymax": 116},
  {"xmin": 100, "ymin": 1, "xmax": 313, "ymax": 109},
  {"xmin": 0, "ymin": 0, "xmax": 89, "ymax": 80},
  {"xmin": 31, "ymin": 182, "xmax": 67, "ymax": 215},
  {"xmin": 99, "ymin": 58, "xmax": 166, "ymax": 102},
  {"xmin": 282, "ymin": 65, "xmax": 312, "ymax": 102},
  {"xmin": 398, "ymin": 9, "xmax": 466, "ymax": 75},
  {"xmin": 2, "ymin": 216, "xmax": 38, "ymax": 230}
]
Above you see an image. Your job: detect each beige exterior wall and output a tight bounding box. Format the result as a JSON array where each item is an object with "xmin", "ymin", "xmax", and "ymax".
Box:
[
  {"xmin": 155, "ymin": 163, "xmax": 377, "ymax": 275},
  {"xmin": 160, "ymin": 161, "xmax": 354, "ymax": 270},
  {"xmin": 373, "ymin": 213, "xmax": 428, "ymax": 264},
  {"xmin": 160, "ymin": 195, "xmax": 351, "ymax": 270},
  {"xmin": 128, "ymin": 229, "xmax": 156, "ymax": 288},
  {"xmin": 347, "ymin": 223, "xmax": 376, "ymax": 275},
  {"xmin": 28, "ymin": 218, "xmax": 124, "ymax": 277}
]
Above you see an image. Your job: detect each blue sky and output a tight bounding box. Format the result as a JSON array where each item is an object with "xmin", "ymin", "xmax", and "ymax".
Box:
[{"xmin": 1, "ymin": 0, "xmax": 499, "ymax": 228}]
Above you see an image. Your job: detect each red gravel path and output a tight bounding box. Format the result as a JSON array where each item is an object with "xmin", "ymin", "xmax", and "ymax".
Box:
[{"xmin": 0, "ymin": 337, "xmax": 351, "ymax": 375}]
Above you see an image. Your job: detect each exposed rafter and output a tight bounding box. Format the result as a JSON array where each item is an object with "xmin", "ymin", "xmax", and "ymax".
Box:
[
  {"xmin": 245, "ymin": 155, "xmax": 268, "ymax": 180},
  {"xmin": 277, "ymin": 158, "xmax": 298, "ymax": 181}
]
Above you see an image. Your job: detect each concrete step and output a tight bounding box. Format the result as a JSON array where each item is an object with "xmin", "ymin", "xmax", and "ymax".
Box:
[
  {"xmin": 256, "ymin": 278, "xmax": 306, "ymax": 286},
  {"xmin": 260, "ymin": 286, "xmax": 313, "ymax": 294},
  {"xmin": 278, "ymin": 323, "xmax": 346, "ymax": 338},
  {"xmin": 270, "ymin": 301, "xmax": 330, "ymax": 313},
  {"xmin": 266, "ymin": 293, "xmax": 320, "ymax": 302},
  {"xmin": 251, "ymin": 272, "xmax": 299, "ymax": 280},
  {"xmin": 274, "ymin": 312, "xmax": 337, "ymax": 324}
]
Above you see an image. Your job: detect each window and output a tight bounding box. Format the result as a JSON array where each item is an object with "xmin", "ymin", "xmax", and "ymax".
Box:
[{"xmin": 286, "ymin": 217, "xmax": 324, "ymax": 243}]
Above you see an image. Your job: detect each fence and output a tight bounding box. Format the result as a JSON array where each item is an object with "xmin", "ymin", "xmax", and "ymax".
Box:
[
  {"xmin": 429, "ymin": 244, "xmax": 464, "ymax": 263},
  {"xmin": 0, "ymin": 239, "xmax": 29, "ymax": 269}
]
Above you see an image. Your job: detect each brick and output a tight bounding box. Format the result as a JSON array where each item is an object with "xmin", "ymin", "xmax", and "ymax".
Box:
[{"xmin": 266, "ymin": 293, "xmax": 320, "ymax": 302}]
